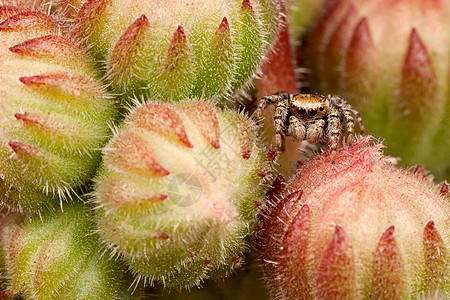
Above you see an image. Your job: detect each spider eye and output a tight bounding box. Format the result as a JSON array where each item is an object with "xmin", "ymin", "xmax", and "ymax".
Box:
[
  {"xmin": 297, "ymin": 108, "xmax": 306, "ymax": 116},
  {"xmin": 308, "ymin": 109, "xmax": 317, "ymax": 116},
  {"xmin": 319, "ymin": 106, "xmax": 325, "ymax": 111},
  {"xmin": 290, "ymin": 103, "xmax": 295, "ymax": 109}
]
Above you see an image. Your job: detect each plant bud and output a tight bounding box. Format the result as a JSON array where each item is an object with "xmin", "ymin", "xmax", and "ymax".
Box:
[
  {"xmin": 0, "ymin": 203, "xmax": 133, "ymax": 299},
  {"xmin": 72, "ymin": 0, "xmax": 279, "ymax": 104},
  {"xmin": 0, "ymin": 7, "xmax": 117, "ymax": 212},
  {"xmin": 302, "ymin": 0, "xmax": 450, "ymax": 175},
  {"xmin": 258, "ymin": 136, "xmax": 449, "ymax": 299},
  {"xmin": 93, "ymin": 99, "xmax": 276, "ymax": 288}
]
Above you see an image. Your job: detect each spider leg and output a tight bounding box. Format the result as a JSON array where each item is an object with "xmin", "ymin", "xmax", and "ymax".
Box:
[
  {"xmin": 342, "ymin": 106, "xmax": 355, "ymax": 144},
  {"xmin": 287, "ymin": 116, "xmax": 306, "ymax": 141},
  {"xmin": 329, "ymin": 94, "xmax": 365, "ymax": 136},
  {"xmin": 306, "ymin": 118, "xmax": 326, "ymax": 144},
  {"xmin": 256, "ymin": 91, "xmax": 291, "ymax": 118},
  {"xmin": 273, "ymin": 95, "xmax": 290, "ymax": 148},
  {"xmin": 350, "ymin": 107, "xmax": 365, "ymax": 135},
  {"xmin": 326, "ymin": 104, "xmax": 342, "ymax": 162}
]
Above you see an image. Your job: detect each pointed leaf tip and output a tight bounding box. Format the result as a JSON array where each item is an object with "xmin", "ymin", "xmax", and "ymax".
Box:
[
  {"xmin": 218, "ymin": 17, "xmax": 229, "ymax": 31},
  {"xmin": 423, "ymin": 220, "xmax": 449, "ymax": 292},
  {"xmin": 182, "ymin": 102, "xmax": 220, "ymax": 149},
  {"xmin": 278, "ymin": 204, "xmax": 311, "ymax": 298},
  {"xmin": 114, "ymin": 14, "xmax": 150, "ymax": 51},
  {"xmin": 439, "ymin": 182, "xmax": 448, "ymax": 197},
  {"xmin": 344, "ymin": 17, "xmax": 380, "ymax": 95},
  {"xmin": 163, "ymin": 25, "xmax": 191, "ymax": 73},
  {"xmin": 171, "ymin": 25, "xmax": 187, "ymax": 47},
  {"xmin": 257, "ymin": 7, "xmax": 297, "ymax": 97},
  {"xmin": 241, "ymin": 0, "xmax": 253, "ymax": 11},
  {"xmin": 371, "ymin": 225, "xmax": 406, "ymax": 299},
  {"xmin": 399, "ymin": 28, "xmax": 438, "ymax": 119},
  {"xmin": 109, "ymin": 14, "xmax": 151, "ymax": 83},
  {"xmin": 136, "ymin": 14, "xmax": 149, "ymax": 24},
  {"xmin": 0, "ymin": 11, "xmax": 58, "ymax": 33},
  {"xmin": 132, "ymin": 104, "xmax": 193, "ymax": 148},
  {"xmin": 8, "ymin": 141, "xmax": 39, "ymax": 156},
  {"xmin": 19, "ymin": 73, "xmax": 101, "ymax": 107},
  {"xmin": 9, "ymin": 36, "xmax": 84, "ymax": 66},
  {"xmin": 316, "ymin": 225, "xmax": 357, "ymax": 299},
  {"xmin": 213, "ymin": 17, "xmax": 231, "ymax": 49},
  {"xmin": 404, "ymin": 29, "xmax": 435, "ymax": 75},
  {"xmin": 110, "ymin": 132, "xmax": 171, "ymax": 178},
  {"xmin": 14, "ymin": 113, "xmax": 39, "ymax": 125}
]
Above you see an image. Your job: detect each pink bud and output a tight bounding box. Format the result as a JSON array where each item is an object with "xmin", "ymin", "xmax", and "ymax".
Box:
[
  {"xmin": 302, "ymin": 0, "xmax": 450, "ymax": 172},
  {"xmin": 258, "ymin": 137, "xmax": 450, "ymax": 298}
]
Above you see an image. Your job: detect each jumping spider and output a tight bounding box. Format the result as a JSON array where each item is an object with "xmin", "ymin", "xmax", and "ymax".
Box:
[{"xmin": 256, "ymin": 92, "xmax": 365, "ymax": 158}]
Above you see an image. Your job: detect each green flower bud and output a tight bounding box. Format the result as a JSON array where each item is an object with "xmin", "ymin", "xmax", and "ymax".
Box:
[
  {"xmin": 93, "ymin": 99, "xmax": 276, "ymax": 288},
  {"xmin": 0, "ymin": 203, "xmax": 133, "ymax": 299},
  {"xmin": 72, "ymin": 0, "xmax": 279, "ymax": 104},
  {"xmin": 0, "ymin": 7, "xmax": 117, "ymax": 212}
]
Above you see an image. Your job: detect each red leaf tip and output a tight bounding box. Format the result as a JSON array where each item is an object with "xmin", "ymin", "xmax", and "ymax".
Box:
[
  {"xmin": 153, "ymin": 232, "xmax": 169, "ymax": 240},
  {"xmin": 316, "ymin": 225, "xmax": 357, "ymax": 298},
  {"xmin": 172, "ymin": 25, "xmax": 186, "ymax": 45},
  {"xmin": 440, "ymin": 182, "xmax": 448, "ymax": 197},
  {"xmin": 218, "ymin": 17, "xmax": 229, "ymax": 31},
  {"xmin": 241, "ymin": 0, "xmax": 253, "ymax": 11}
]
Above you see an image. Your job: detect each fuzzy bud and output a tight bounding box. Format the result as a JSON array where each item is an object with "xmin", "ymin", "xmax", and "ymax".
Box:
[
  {"xmin": 93, "ymin": 99, "xmax": 276, "ymax": 288},
  {"xmin": 0, "ymin": 7, "xmax": 117, "ymax": 212},
  {"xmin": 302, "ymin": 0, "xmax": 450, "ymax": 174},
  {"xmin": 72, "ymin": 0, "xmax": 279, "ymax": 104},
  {"xmin": 258, "ymin": 136, "xmax": 449, "ymax": 299},
  {"xmin": 0, "ymin": 203, "xmax": 133, "ymax": 299}
]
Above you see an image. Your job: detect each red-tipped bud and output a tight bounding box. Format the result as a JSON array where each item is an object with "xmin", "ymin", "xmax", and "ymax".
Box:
[
  {"xmin": 258, "ymin": 137, "xmax": 450, "ymax": 298},
  {"xmin": 72, "ymin": 0, "xmax": 279, "ymax": 104},
  {"xmin": 303, "ymin": 0, "xmax": 450, "ymax": 172},
  {"xmin": 94, "ymin": 99, "xmax": 276, "ymax": 288},
  {"xmin": 344, "ymin": 17, "xmax": 380, "ymax": 95},
  {"xmin": 0, "ymin": 10, "xmax": 116, "ymax": 212}
]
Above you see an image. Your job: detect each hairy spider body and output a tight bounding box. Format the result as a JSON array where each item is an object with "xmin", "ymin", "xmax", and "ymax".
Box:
[{"xmin": 256, "ymin": 92, "xmax": 365, "ymax": 156}]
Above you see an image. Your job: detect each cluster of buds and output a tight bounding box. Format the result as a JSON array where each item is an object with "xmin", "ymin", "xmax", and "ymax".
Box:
[
  {"xmin": 93, "ymin": 99, "xmax": 276, "ymax": 288},
  {"xmin": 0, "ymin": 203, "xmax": 132, "ymax": 299},
  {"xmin": 258, "ymin": 136, "xmax": 449, "ymax": 299},
  {"xmin": 0, "ymin": 6, "xmax": 117, "ymax": 212},
  {"xmin": 72, "ymin": 0, "xmax": 279, "ymax": 103},
  {"xmin": 303, "ymin": 0, "xmax": 450, "ymax": 173}
]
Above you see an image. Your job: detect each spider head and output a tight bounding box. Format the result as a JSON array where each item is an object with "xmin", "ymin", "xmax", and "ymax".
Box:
[{"xmin": 290, "ymin": 94, "xmax": 328, "ymax": 119}]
